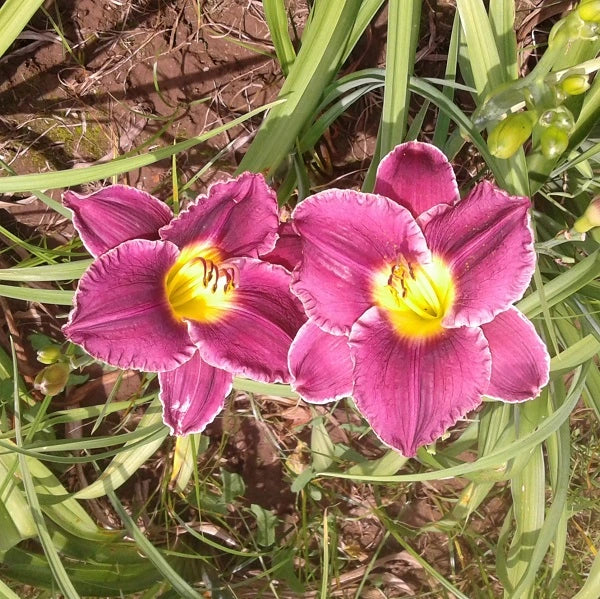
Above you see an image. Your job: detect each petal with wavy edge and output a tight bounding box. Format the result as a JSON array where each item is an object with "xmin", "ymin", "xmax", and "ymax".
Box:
[
  {"xmin": 160, "ymin": 172, "xmax": 279, "ymax": 257},
  {"xmin": 289, "ymin": 321, "xmax": 353, "ymax": 403},
  {"xmin": 349, "ymin": 307, "xmax": 491, "ymax": 457},
  {"xmin": 189, "ymin": 258, "xmax": 306, "ymax": 383},
  {"xmin": 159, "ymin": 351, "xmax": 233, "ymax": 435},
  {"xmin": 419, "ymin": 181, "xmax": 534, "ymax": 328},
  {"xmin": 374, "ymin": 141, "xmax": 459, "ymax": 217},
  {"xmin": 261, "ymin": 221, "xmax": 302, "ymax": 272},
  {"xmin": 291, "ymin": 189, "xmax": 430, "ymax": 335},
  {"xmin": 64, "ymin": 239, "xmax": 196, "ymax": 372},
  {"xmin": 64, "ymin": 185, "xmax": 173, "ymax": 258},
  {"xmin": 481, "ymin": 307, "xmax": 549, "ymax": 402}
]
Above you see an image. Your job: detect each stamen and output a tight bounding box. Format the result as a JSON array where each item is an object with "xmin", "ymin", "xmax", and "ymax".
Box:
[
  {"xmin": 222, "ymin": 263, "xmax": 240, "ymax": 293},
  {"xmin": 385, "ymin": 258, "xmax": 449, "ymax": 320}
]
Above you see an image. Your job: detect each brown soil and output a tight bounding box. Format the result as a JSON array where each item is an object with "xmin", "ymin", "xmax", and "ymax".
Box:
[{"xmin": 0, "ymin": 0, "xmax": 308, "ymax": 193}]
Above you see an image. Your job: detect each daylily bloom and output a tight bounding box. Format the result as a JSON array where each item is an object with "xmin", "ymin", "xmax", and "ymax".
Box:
[
  {"xmin": 63, "ymin": 174, "xmax": 305, "ymax": 435},
  {"xmin": 262, "ymin": 221, "xmax": 355, "ymax": 403},
  {"xmin": 291, "ymin": 142, "xmax": 550, "ymax": 456}
]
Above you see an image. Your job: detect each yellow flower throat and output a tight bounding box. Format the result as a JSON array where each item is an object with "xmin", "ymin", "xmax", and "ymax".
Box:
[
  {"xmin": 165, "ymin": 244, "xmax": 236, "ymax": 323},
  {"xmin": 373, "ymin": 256, "xmax": 454, "ymax": 338}
]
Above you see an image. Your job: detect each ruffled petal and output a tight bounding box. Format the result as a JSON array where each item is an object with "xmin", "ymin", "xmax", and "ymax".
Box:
[
  {"xmin": 160, "ymin": 173, "xmax": 279, "ymax": 258},
  {"xmin": 64, "ymin": 185, "xmax": 173, "ymax": 257},
  {"xmin": 261, "ymin": 221, "xmax": 302, "ymax": 272},
  {"xmin": 374, "ymin": 141, "xmax": 459, "ymax": 217},
  {"xmin": 349, "ymin": 307, "xmax": 492, "ymax": 457},
  {"xmin": 63, "ymin": 239, "xmax": 196, "ymax": 372},
  {"xmin": 159, "ymin": 351, "xmax": 233, "ymax": 435},
  {"xmin": 289, "ymin": 321, "xmax": 353, "ymax": 403},
  {"xmin": 189, "ymin": 258, "xmax": 306, "ymax": 383},
  {"xmin": 291, "ymin": 189, "xmax": 430, "ymax": 335},
  {"xmin": 419, "ymin": 181, "xmax": 534, "ymax": 328},
  {"xmin": 481, "ymin": 307, "xmax": 549, "ymax": 402}
]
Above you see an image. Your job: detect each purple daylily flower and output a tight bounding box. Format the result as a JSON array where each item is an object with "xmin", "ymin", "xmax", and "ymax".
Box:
[
  {"xmin": 290, "ymin": 141, "xmax": 550, "ymax": 457},
  {"xmin": 262, "ymin": 222, "xmax": 355, "ymax": 403},
  {"xmin": 63, "ymin": 174, "xmax": 306, "ymax": 435}
]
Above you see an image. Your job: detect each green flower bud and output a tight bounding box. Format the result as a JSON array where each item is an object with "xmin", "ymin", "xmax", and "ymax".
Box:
[
  {"xmin": 560, "ymin": 10, "xmax": 600, "ymax": 40},
  {"xmin": 540, "ymin": 126, "xmax": 569, "ymax": 160},
  {"xmin": 578, "ymin": 0, "xmax": 600, "ymax": 22},
  {"xmin": 34, "ymin": 363, "xmax": 71, "ymax": 396},
  {"xmin": 538, "ymin": 106, "xmax": 575, "ymax": 133},
  {"xmin": 559, "ymin": 74, "xmax": 591, "ymax": 96},
  {"xmin": 488, "ymin": 112, "xmax": 535, "ymax": 159},
  {"xmin": 37, "ymin": 344, "xmax": 62, "ymax": 365},
  {"xmin": 573, "ymin": 197, "xmax": 600, "ymax": 232}
]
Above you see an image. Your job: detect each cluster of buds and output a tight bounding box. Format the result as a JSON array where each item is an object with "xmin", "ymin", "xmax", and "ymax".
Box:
[
  {"xmin": 487, "ymin": 101, "xmax": 579, "ymax": 161},
  {"xmin": 554, "ymin": 0, "xmax": 600, "ymax": 42},
  {"xmin": 484, "ymin": 0, "xmax": 598, "ymax": 161},
  {"xmin": 33, "ymin": 342, "xmax": 71, "ymax": 397}
]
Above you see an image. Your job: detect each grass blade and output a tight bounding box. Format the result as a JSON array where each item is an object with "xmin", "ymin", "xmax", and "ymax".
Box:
[
  {"xmin": 73, "ymin": 397, "xmax": 168, "ymax": 500},
  {"xmin": 0, "ymin": 0, "xmax": 45, "ymax": 59},
  {"xmin": 105, "ymin": 489, "xmax": 203, "ymax": 598},
  {"xmin": 0, "ymin": 261, "xmax": 91, "ymax": 282},
  {"xmin": 488, "ymin": 0, "xmax": 518, "ymax": 80},
  {"xmin": 379, "ymin": 0, "xmax": 421, "ymax": 155},
  {"xmin": 0, "ymin": 284, "xmax": 74, "ymax": 305},
  {"xmin": 238, "ymin": 0, "xmax": 362, "ymax": 175},
  {"xmin": 11, "ymin": 340, "xmax": 80, "ymax": 598},
  {"xmin": 263, "ymin": 0, "xmax": 296, "ymax": 75},
  {"xmin": 0, "ymin": 100, "xmax": 281, "ymax": 193}
]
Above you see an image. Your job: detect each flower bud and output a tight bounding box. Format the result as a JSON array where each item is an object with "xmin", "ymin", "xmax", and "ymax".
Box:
[
  {"xmin": 573, "ymin": 197, "xmax": 600, "ymax": 232},
  {"xmin": 559, "ymin": 74, "xmax": 591, "ymax": 96},
  {"xmin": 37, "ymin": 344, "xmax": 62, "ymax": 365},
  {"xmin": 488, "ymin": 112, "xmax": 535, "ymax": 159},
  {"xmin": 34, "ymin": 363, "xmax": 71, "ymax": 396},
  {"xmin": 538, "ymin": 106, "xmax": 575, "ymax": 133},
  {"xmin": 578, "ymin": 0, "xmax": 600, "ymax": 22},
  {"xmin": 540, "ymin": 126, "xmax": 569, "ymax": 159}
]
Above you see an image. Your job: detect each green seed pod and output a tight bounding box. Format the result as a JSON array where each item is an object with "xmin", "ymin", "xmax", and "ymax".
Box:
[
  {"xmin": 540, "ymin": 126, "xmax": 569, "ymax": 159},
  {"xmin": 559, "ymin": 74, "xmax": 591, "ymax": 96},
  {"xmin": 578, "ymin": 0, "xmax": 600, "ymax": 22},
  {"xmin": 573, "ymin": 197, "xmax": 600, "ymax": 232},
  {"xmin": 34, "ymin": 363, "xmax": 71, "ymax": 396},
  {"xmin": 37, "ymin": 344, "xmax": 62, "ymax": 365},
  {"xmin": 488, "ymin": 112, "xmax": 534, "ymax": 159}
]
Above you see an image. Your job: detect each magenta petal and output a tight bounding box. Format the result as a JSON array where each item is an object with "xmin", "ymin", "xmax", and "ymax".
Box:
[
  {"xmin": 349, "ymin": 307, "xmax": 491, "ymax": 456},
  {"xmin": 189, "ymin": 258, "xmax": 306, "ymax": 383},
  {"xmin": 289, "ymin": 321, "xmax": 353, "ymax": 403},
  {"xmin": 160, "ymin": 173, "xmax": 279, "ymax": 258},
  {"xmin": 291, "ymin": 189, "xmax": 430, "ymax": 335},
  {"xmin": 63, "ymin": 239, "xmax": 196, "ymax": 372},
  {"xmin": 261, "ymin": 221, "xmax": 302, "ymax": 272},
  {"xmin": 159, "ymin": 351, "xmax": 233, "ymax": 435},
  {"xmin": 481, "ymin": 307, "xmax": 549, "ymax": 402},
  {"xmin": 374, "ymin": 142, "xmax": 459, "ymax": 218},
  {"xmin": 419, "ymin": 181, "xmax": 535, "ymax": 328},
  {"xmin": 64, "ymin": 185, "xmax": 173, "ymax": 257}
]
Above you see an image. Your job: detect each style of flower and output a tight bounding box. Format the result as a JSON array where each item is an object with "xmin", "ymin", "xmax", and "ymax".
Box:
[
  {"xmin": 290, "ymin": 142, "xmax": 550, "ymax": 457},
  {"xmin": 63, "ymin": 174, "xmax": 305, "ymax": 435}
]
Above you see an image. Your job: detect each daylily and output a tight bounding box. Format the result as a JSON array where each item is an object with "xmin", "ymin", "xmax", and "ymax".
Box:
[
  {"xmin": 63, "ymin": 174, "xmax": 305, "ymax": 435},
  {"xmin": 290, "ymin": 142, "xmax": 550, "ymax": 457},
  {"xmin": 264, "ymin": 221, "xmax": 355, "ymax": 403}
]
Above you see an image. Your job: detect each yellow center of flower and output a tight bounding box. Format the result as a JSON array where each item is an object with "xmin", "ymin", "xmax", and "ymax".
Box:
[
  {"xmin": 165, "ymin": 244, "xmax": 236, "ymax": 323},
  {"xmin": 372, "ymin": 256, "xmax": 455, "ymax": 338}
]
